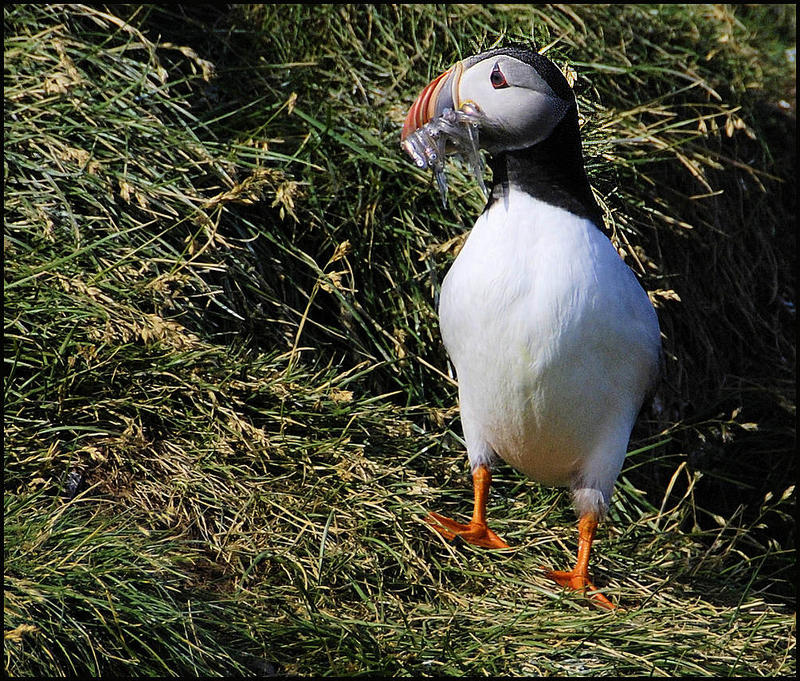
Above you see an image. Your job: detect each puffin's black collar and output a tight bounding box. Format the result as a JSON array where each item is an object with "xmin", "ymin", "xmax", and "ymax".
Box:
[{"xmin": 485, "ymin": 106, "xmax": 605, "ymax": 231}]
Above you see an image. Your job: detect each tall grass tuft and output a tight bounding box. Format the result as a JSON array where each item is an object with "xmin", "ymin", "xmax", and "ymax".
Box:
[{"xmin": 4, "ymin": 4, "xmax": 794, "ymax": 676}]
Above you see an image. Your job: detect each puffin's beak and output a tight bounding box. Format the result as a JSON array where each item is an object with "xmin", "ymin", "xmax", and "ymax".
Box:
[{"xmin": 401, "ymin": 61, "xmax": 464, "ymax": 141}]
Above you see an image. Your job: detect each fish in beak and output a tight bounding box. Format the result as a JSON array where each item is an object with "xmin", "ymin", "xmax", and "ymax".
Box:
[{"xmin": 400, "ymin": 60, "xmax": 486, "ymax": 205}]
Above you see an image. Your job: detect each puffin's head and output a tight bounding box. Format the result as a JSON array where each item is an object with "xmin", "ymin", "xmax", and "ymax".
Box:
[{"xmin": 401, "ymin": 46, "xmax": 576, "ymax": 156}]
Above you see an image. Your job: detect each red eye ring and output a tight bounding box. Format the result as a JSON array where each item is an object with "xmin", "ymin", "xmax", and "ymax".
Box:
[{"xmin": 490, "ymin": 63, "xmax": 508, "ymax": 89}]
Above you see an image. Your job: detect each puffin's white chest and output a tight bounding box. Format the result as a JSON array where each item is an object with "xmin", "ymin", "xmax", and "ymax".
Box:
[{"xmin": 439, "ymin": 190, "xmax": 660, "ymax": 486}]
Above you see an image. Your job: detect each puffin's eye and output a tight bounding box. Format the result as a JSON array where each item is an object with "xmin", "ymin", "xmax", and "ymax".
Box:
[{"xmin": 490, "ymin": 63, "xmax": 509, "ymax": 89}]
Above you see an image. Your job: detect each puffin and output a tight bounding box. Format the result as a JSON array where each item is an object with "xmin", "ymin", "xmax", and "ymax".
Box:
[{"xmin": 401, "ymin": 46, "xmax": 662, "ymax": 609}]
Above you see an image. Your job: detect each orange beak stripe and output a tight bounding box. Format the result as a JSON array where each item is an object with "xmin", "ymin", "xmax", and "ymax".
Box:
[{"xmin": 401, "ymin": 67, "xmax": 453, "ymax": 141}]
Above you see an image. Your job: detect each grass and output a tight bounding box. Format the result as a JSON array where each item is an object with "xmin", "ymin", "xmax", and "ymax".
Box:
[{"xmin": 4, "ymin": 3, "xmax": 795, "ymax": 677}]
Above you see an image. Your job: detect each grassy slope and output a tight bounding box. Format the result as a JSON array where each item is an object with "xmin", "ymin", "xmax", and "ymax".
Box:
[{"xmin": 4, "ymin": 4, "xmax": 795, "ymax": 677}]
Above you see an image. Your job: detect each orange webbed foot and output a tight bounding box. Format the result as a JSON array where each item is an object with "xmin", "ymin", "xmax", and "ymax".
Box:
[
  {"xmin": 426, "ymin": 511, "xmax": 510, "ymax": 549},
  {"xmin": 425, "ymin": 465, "xmax": 510, "ymax": 549},
  {"xmin": 544, "ymin": 567, "xmax": 615, "ymax": 610},
  {"xmin": 543, "ymin": 512, "xmax": 616, "ymax": 610}
]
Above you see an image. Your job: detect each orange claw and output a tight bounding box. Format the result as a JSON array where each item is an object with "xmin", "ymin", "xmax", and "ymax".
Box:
[
  {"xmin": 544, "ymin": 513, "xmax": 616, "ymax": 610},
  {"xmin": 425, "ymin": 465, "xmax": 510, "ymax": 549},
  {"xmin": 426, "ymin": 468, "xmax": 615, "ymax": 609},
  {"xmin": 426, "ymin": 511, "xmax": 509, "ymax": 549}
]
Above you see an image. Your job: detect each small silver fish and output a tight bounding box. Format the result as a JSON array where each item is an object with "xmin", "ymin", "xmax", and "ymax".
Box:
[{"xmin": 401, "ymin": 108, "xmax": 487, "ymax": 208}]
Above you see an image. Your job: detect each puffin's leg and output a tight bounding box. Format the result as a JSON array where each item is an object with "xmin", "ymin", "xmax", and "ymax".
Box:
[
  {"xmin": 545, "ymin": 512, "xmax": 615, "ymax": 610},
  {"xmin": 426, "ymin": 465, "xmax": 509, "ymax": 549}
]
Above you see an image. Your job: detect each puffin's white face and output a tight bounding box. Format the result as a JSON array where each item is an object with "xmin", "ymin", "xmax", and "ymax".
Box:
[
  {"xmin": 402, "ymin": 47, "xmax": 575, "ymax": 155},
  {"xmin": 456, "ymin": 54, "xmax": 572, "ymax": 152}
]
